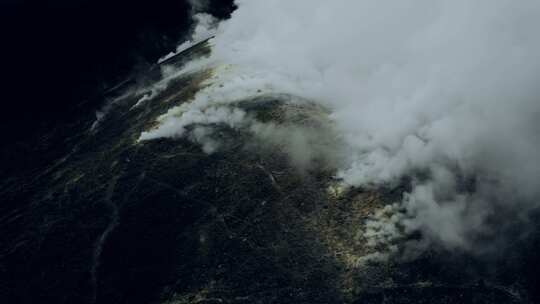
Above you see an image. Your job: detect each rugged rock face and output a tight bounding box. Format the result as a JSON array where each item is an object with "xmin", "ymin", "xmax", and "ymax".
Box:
[{"xmin": 0, "ymin": 41, "xmax": 529, "ymax": 304}]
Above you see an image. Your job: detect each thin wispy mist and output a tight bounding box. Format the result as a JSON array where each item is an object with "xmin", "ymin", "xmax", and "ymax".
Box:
[
  {"xmin": 145, "ymin": 0, "xmax": 540, "ymax": 253},
  {"xmin": 188, "ymin": 0, "xmax": 209, "ymax": 13},
  {"xmin": 158, "ymin": 12, "xmax": 217, "ymax": 63}
]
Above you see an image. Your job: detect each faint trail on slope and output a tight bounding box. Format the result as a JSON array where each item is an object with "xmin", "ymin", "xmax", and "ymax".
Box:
[{"xmin": 90, "ymin": 174, "xmax": 120, "ymax": 304}]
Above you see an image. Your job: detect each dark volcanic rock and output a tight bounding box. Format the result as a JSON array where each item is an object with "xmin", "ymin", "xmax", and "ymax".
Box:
[{"xmin": 0, "ymin": 41, "xmax": 530, "ymax": 304}]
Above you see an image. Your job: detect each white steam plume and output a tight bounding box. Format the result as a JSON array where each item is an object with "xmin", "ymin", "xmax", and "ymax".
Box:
[
  {"xmin": 204, "ymin": 0, "xmax": 540, "ymax": 252},
  {"xmin": 144, "ymin": 0, "xmax": 540, "ymax": 252}
]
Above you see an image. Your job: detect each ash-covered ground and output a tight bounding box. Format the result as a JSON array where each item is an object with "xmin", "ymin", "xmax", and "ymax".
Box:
[{"xmin": 1, "ymin": 37, "xmax": 539, "ymax": 304}]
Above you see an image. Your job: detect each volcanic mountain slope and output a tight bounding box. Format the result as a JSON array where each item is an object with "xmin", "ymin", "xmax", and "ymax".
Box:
[{"xmin": 0, "ymin": 40, "xmax": 531, "ymax": 304}]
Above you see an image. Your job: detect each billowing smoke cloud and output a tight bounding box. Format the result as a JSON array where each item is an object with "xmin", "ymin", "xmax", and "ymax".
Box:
[
  {"xmin": 144, "ymin": 0, "xmax": 540, "ymax": 253},
  {"xmin": 204, "ymin": 0, "xmax": 540, "ymax": 252}
]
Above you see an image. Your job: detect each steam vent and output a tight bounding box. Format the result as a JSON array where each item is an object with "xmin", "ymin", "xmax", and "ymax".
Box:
[{"xmin": 1, "ymin": 37, "xmax": 539, "ymax": 304}]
